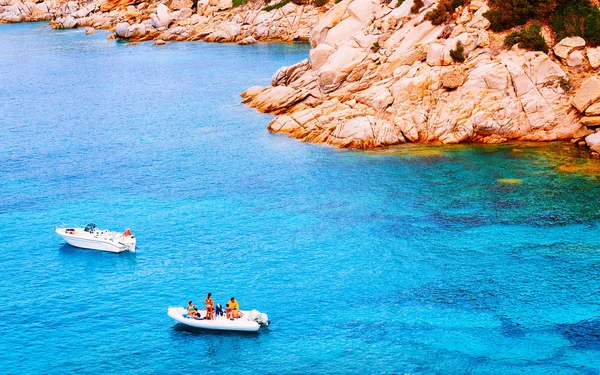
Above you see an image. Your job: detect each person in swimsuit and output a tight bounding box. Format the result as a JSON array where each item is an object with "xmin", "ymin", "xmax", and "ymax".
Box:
[
  {"xmin": 226, "ymin": 303, "xmax": 232, "ymax": 319},
  {"xmin": 187, "ymin": 301, "xmax": 199, "ymax": 318},
  {"xmin": 204, "ymin": 293, "xmax": 214, "ymax": 320}
]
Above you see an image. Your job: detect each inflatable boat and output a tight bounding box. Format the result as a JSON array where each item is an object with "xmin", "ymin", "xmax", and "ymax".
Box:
[{"xmin": 167, "ymin": 307, "xmax": 269, "ymax": 332}]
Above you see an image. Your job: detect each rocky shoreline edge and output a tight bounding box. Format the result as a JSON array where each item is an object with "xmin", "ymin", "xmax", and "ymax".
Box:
[
  {"xmin": 3, "ymin": 0, "xmax": 600, "ymax": 156},
  {"xmin": 0, "ymin": 0, "xmax": 327, "ymax": 43}
]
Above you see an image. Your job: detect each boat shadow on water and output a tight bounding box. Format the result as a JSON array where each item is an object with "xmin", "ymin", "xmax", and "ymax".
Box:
[
  {"xmin": 171, "ymin": 323, "xmax": 269, "ymax": 337},
  {"xmin": 58, "ymin": 243, "xmax": 137, "ymax": 259},
  {"xmin": 170, "ymin": 324, "xmax": 270, "ymax": 359}
]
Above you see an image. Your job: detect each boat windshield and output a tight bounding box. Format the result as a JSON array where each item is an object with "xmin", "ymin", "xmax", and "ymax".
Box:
[{"xmin": 84, "ymin": 223, "xmax": 97, "ymax": 232}]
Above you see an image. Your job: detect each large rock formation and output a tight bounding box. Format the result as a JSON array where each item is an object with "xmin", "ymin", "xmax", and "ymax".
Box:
[
  {"xmin": 569, "ymin": 76, "xmax": 600, "ymax": 155},
  {"xmin": 1, "ymin": 0, "xmax": 60, "ymax": 23},
  {"xmin": 572, "ymin": 77, "xmax": 600, "ymax": 112},
  {"xmin": 588, "ymin": 47, "xmax": 600, "ymax": 69},
  {"xmin": 553, "ymin": 36, "xmax": 586, "ymax": 61},
  {"xmin": 150, "ymin": 3, "xmax": 172, "ymax": 28},
  {"xmin": 242, "ymin": 0, "xmax": 587, "ymax": 149}
]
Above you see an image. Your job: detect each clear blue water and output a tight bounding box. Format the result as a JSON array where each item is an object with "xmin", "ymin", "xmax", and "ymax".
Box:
[{"xmin": 1, "ymin": 22, "xmax": 600, "ymax": 374}]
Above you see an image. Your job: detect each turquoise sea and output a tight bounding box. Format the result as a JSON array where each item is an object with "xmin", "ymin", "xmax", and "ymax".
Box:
[{"xmin": 1, "ymin": 22, "xmax": 600, "ymax": 374}]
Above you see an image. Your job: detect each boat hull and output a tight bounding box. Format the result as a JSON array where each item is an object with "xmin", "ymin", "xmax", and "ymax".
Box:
[{"xmin": 167, "ymin": 307, "xmax": 261, "ymax": 332}]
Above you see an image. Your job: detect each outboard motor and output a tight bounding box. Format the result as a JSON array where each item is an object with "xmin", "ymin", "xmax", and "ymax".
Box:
[
  {"xmin": 257, "ymin": 312, "xmax": 270, "ymax": 327},
  {"xmin": 247, "ymin": 310, "xmax": 270, "ymax": 327}
]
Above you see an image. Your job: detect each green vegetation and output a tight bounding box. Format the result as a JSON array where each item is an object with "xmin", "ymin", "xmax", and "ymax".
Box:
[
  {"xmin": 425, "ymin": 5, "xmax": 449, "ymax": 25},
  {"xmin": 559, "ymin": 77, "xmax": 572, "ymax": 92},
  {"xmin": 262, "ymin": 0, "xmax": 291, "ymax": 11},
  {"xmin": 411, "ymin": 0, "xmax": 424, "ymax": 13},
  {"xmin": 450, "ymin": 41, "xmax": 466, "ymax": 62},
  {"xmin": 483, "ymin": 0, "xmax": 553, "ymax": 31},
  {"xmin": 552, "ymin": 0, "xmax": 600, "ymax": 45},
  {"xmin": 484, "ymin": 0, "xmax": 600, "ymax": 46},
  {"xmin": 371, "ymin": 41, "xmax": 381, "ymax": 51},
  {"xmin": 503, "ymin": 24, "xmax": 549, "ymax": 53},
  {"xmin": 232, "ymin": 0, "xmax": 249, "ymax": 6},
  {"xmin": 262, "ymin": 0, "xmax": 330, "ymax": 11},
  {"xmin": 425, "ymin": 0, "xmax": 466, "ymax": 25}
]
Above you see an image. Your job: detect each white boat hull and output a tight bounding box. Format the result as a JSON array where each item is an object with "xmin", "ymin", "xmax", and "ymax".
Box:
[
  {"xmin": 56, "ymin": 228, "xmax": 136, "ymax": 253},
  {"xmin": 168, "ymin": 307, "xmax": 262, "ymax": 332}
]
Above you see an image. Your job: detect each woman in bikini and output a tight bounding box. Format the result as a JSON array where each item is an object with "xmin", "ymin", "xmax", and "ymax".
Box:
[
  {"xmin": 204, "ymin": 293, "xmax": 214, "ymax": 320},
  {"xmin": 187, "ymin": 301, "xmax": 199, "ymax": 318}
]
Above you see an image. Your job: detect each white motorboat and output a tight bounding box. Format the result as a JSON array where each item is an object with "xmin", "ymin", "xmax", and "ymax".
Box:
[
  {"xmin": 55, "ymin": 223, "xmax": 136, "ymax": 253},
  {"xmin": 167, "ymin": 307, "xmax": 270, "ymax": 332}
]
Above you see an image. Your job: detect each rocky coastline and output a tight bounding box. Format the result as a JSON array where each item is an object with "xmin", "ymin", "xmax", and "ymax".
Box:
[
  {"xmin": 0, "ymin": 0, "xmax": 327, "ymax": 43},
  {"xmin": 3, "ymin": 0, "xmax": 600, "ymax": 155},
  {"xmin": 242, "ymin": 0, "xmax": 600, "ymax": 153}
]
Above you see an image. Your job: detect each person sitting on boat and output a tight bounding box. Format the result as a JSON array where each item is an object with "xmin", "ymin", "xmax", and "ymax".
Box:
[
  {"xmin": 204, "ymin": 293, "xmax": 214, "ymax": 320},
  {"xmin": 226, "ymin": 303, "xmax": 232, "ymax": 319},
  {"xmin": 229, "ymin": 297, "xmax": 243, "ymax": 319},
  {"xmin": 187, "ymin": 301, "xmax": 199, "ymax": 318},
  {"xmin": 193, "ymin": 307, "xmax": 201, "ymax": 318},
  {"xmin": 123, "ymin": 228, "xmax": 132, "ymax": 236}
]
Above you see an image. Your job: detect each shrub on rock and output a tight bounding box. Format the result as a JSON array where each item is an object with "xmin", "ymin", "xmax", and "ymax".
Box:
[
  {"xmin": 503, "ymin": 24, "xmax": 548, "ymax": 53},
  {"xmin": 484, "ymin": 0, "xmax": 600, "ymax": 46},
  {"xmin": 484, "ymin": 0, "xmax": 556, "ymax": 31},
  {"xmin": 552, "ymin": 0, "xmax": 600, "ymax": 46},
  {"xmin": 411, "ymin": 0, "xmax": 424, "ymax": 14},
  {"xmin": 560, "ymin": 77, "xmax": 572, "ymax": 92},
  {"xmin": 450, "ymin": 41, "xmax": 465, "ymax": 63},
  {"xmin": 425, "ymin": 6, "xmax": 449, "ymax": 25},
  {"xmin": 425, "ymin": 0, "xmax": 466, "ymax": 26},
  {"xmin": 263, "ymin": 0, "xmax": 290, "ymax": 11}
]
